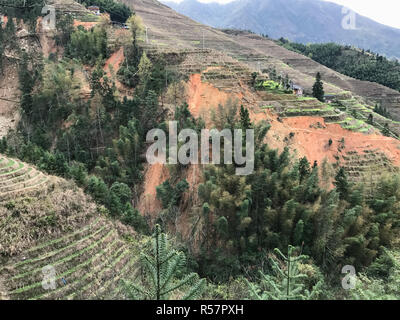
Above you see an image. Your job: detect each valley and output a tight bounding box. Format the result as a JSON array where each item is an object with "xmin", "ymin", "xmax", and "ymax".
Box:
[{"xmin": 0, "ymin": 0, "xmax": 399, "ymax": 301}]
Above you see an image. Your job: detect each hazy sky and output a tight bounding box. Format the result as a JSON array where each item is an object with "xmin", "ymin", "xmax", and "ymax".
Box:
[{"xmin": 165, "ymin": 0, "xmax": 400, "ymax": 29}]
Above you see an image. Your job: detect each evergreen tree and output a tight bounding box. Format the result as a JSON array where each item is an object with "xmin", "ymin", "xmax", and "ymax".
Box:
[
  {"xmin": 382, "ymin": 123, "xmax": 391, "ymax": 137},
  {"xmin": 298, "ymin": 156, "xmax": 311, "ymax": 183},
  {"xmin": 109, "ymin": 181, "xmax": 132, "ymax": 216},
  {"xmin": 247, "ymin": 246, "xmax": 323, "ymax": 300},
  {"xmin": 352, "ymin": 250, "xmax": 400, "ymax": 300},
  {"xmin": 251, "ymin": 72, "xmax": 258, "ymax": 87},
  {"xmin": 239, "ymin": 105, "xmax": 251, "ymax": 130},
  {"xmin": 334, "ymin": 167, "xmax": 349, "ymax": 200},
  {"xmin": 137, "ymin": 52, "xmax": 153, "ymax": 90},
  {"xmin": 86, "ymin": 175, "xmax": 109, "ymax": 205},
  {"xmin": 312, "ymin": 72, "xmax": 325, "ymax": 102},
  {"xmin": 156, "ymin": 179, "xmax": 189, "ymax": 210},
  {"xmin": 367, "ymin": 114, "xmax": 374, "ymax": 125},
  {"xmin": 122, "ymin": 225, "xmax": 206, "ymax": 300},
  {"xmin": 127, "ymin": 14, "xmax": 144, "ymax": 64}
]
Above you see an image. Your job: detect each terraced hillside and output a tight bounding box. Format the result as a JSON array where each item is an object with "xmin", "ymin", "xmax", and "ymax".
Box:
[
  {"xmin": 340, "ymin": 149, "xmax": 397, "ymax": 186},
  {"xmin": 121, "ymin": 0, "xmax": 400, "ymax": 123},
  {"xmin": 0, "ymin": 156, "xmax": 58, "ymax": 201},
  {"xmin": 0, "ymin": 155, "xmax": 141, "ymax": 300}
]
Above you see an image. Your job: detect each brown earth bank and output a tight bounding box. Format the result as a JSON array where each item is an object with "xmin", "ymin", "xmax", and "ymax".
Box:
[{"xmin": 187, "ymin": 73, "xmax": 238, "ymax": 122}]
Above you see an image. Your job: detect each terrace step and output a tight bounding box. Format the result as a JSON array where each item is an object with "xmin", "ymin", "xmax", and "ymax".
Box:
[
  {"xmin": 0, "ymin": 176, "xmax": 55, "ymax": 201},
  {"xmin": 7, "ymin": 228, "xmax": 117, "ymax": 299}
]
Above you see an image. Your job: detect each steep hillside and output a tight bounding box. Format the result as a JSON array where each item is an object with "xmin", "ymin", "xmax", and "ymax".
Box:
[
  {"xmin": 162, "ymin": 0, "xmax": 400, "ymax": 59},
  {"xmin": 1, "ymin": 0, "xmax": 400, "ymax": 300},
  {"xmin": 112, "ymin": 0, "xmax": 400, "ymax": 223},
  {"xmin": 127, "ymin": 47, "xmax": 400, "ymax": 237},
  {"xmin": 0, "ymin": 155, "xmax": 142, "ymax": 300}
]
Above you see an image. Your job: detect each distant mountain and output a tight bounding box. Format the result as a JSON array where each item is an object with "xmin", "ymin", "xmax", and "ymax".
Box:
[{"xmin": 161, "ymin": 0, "xmax": 400, "ymax": 59}]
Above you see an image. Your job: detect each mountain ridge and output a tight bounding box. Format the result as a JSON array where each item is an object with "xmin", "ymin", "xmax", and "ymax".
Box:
[{"xmin": 162, "ymin": 0, "xmax": 400, "ymax": 59}]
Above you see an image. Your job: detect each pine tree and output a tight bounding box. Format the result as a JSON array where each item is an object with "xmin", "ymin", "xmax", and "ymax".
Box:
[
  {"xmin": 137, "ymin": 52, "xmax": 153, "ymax": 89},
  {"xmin": 302, "ymin": 166, "xmax": 321, "ymax": 203},
  {"xmin": 284, "ymin": 74, "xmax": 291, "ymax": 90},
  {"xmin": 334, "ymin": 167, "xmax": 349, "ymax": 200},
  {"xmin": 312, "ymin": 72, "xmax": 325, "ymax": 102},
  {"xmin": 298, "ymin": 156, "xmax": 311, "ymax": 183},
  {"xmin": 239, "ymin": 105, "xmax": 251, "ymax": 130},
  {"xmin": 122, "ymin": 225, "xmax": 206, "ymax": 300},
  {"xmin": 367, "ymin": 114, "xmax": 374, "ymax": 125},
  {"xmin": 382, "ymin": 123, "xmax": 391, "ymax": 137},
  {"xmin": 247, "ymin": 246, "xmax": 323, "ymax": 300},
  {"xmin": 251, "ymin": 72, "xmax": 258, "ymax": 87}
]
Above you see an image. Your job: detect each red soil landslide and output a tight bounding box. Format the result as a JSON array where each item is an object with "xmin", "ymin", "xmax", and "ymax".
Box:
[
  {"xmin": 104, "ymin": 47, "xmax": 124, "ymax": 79},
  {"xmin": 103, "ymin": 47, "xmax": 132, "ymax": 97},
  {"xmin": 186, "ymin": 73, "xmax": 400, "ymax": 168},
  {"xmin": 138, "ymin": 163, "xmax": 170, "ymax": 219},
  {"xmin": 138, "ymin": 73, "xmax": 400, "ymax": 222},
  {"xmin": 265, "ymin": 116, "xmax": 400, "ymax": 167},
  {"xmin": 187, "ymin": 74, "xmax": 244, "ymax": 124}
]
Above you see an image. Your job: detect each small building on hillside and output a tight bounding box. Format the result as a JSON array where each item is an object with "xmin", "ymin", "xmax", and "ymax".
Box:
[
  {"xmin": 88, "ymin": 5, "xmax": 101, "ymax": 16},
  {"xmin": 292, "ymin": 84, "xmax": 303, "ymax": 96}
]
